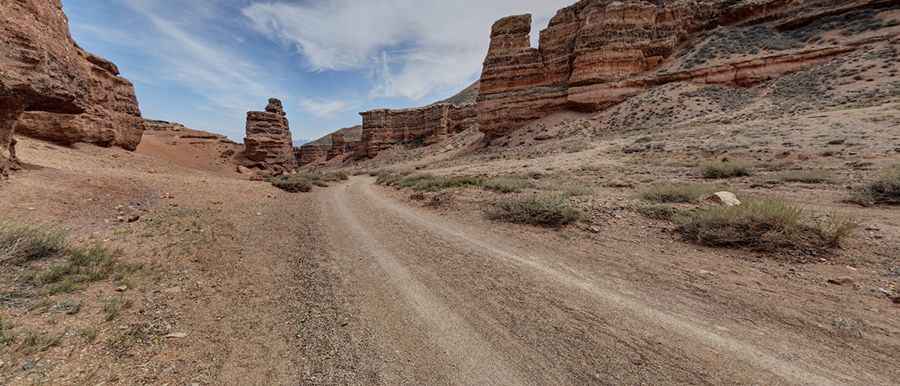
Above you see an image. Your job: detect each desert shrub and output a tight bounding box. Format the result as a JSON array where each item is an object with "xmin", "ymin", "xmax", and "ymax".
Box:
[
  {"xmin": 0, "ymin": 223, "xmax": 67, "ymax": 264},
  {"xmin": 850, "ymin": 166, "xmax": 900, "ymax": 206},
  {"xmin": 393, "ymin": 174, "xmax": 483, "ymax": 192},
  {"xmin": 482, "ymin": 176, "xmax": 531, "ymax": 193},
  {"xmin": 676, "ymin": 200, "xmax": 856, "ymax": 253},
  {"xmin": 702, "ymin": 161, "xmax": 753, "ymax": 179},
  {"xmin": 270, "ymin": 174, "xmax": 314, "ymax": 193},
  {"xmin": 779, "ymin": 169, "xmax": 833, "ymax": 184},
  {"xmin": 640, "ymin": 184, "xmax": 719, "ymax": 203},
  {"xmin": 321, "ymin": 171, "xmax": 349, "ymax": 182},
  {"xmin": 486, "ymin": 194, "xmax": 582, "ymax": 228},
  {"xmin": 375, "ymin": 172, "xmax": 403, "ymax": 186}
]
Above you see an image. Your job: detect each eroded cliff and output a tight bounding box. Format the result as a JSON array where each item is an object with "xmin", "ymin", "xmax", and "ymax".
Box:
[
  {"xmin": 477, "ymin": 0, "xmax": 899, "ymax": 138},
  {"xmin": 1, "ymin": 0, "xmax": 144, "ymax": 177}
]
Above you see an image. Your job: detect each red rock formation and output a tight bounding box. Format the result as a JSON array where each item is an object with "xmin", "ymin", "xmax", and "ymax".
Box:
[
  {"xmin": 477, "ymin": 0, "xmax": 889, "ymax": 138},
  {"xmin": 359, "ymin": 103, "xmax": 476, "ymax": 158},
  {"xmin": 297, "ymin": 125, "xmax": 362, "ymax": 165},
  {"xmin": 243, "ymin": 98, "xmax": 296, "ymax": 173},
  {"xmin": 0, "ymin": 0, "xmax": 144, "ymax": 170}
]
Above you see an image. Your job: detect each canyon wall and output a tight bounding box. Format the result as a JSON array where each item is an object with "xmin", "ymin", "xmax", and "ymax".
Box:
[
  {"xmin": 243, "ymin": 98, "xmax": 296, "ymax": 173},
  {"xmin": 477, "ymin": 0, "xmax": 893, "ymax": 138},
  {"xmin": 359, "ymin": 103, "xmax": 476, "ymax": 158},
  {"xmin": 1, "ymin": 0, "xmax": 144, "ymax": 177}
]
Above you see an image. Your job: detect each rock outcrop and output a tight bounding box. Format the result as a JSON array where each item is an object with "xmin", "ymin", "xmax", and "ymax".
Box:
[
  {"xmin": 359, "ymin": 103, "xmax": 476, "ymax": 158},
  {"xmin": 297, "ymin": 125, "xmax": 363, "ymax": 165},
  {"xmin": 1, "ymin": 0, "xmax": 144, "ymax": 175},
  {"xmin": 477, "ymin": 0, "xmax": 894, "ymax": 138},
  {"xmin": 242, "ymin": 98, "xmax": 296, "ymax": 173}
]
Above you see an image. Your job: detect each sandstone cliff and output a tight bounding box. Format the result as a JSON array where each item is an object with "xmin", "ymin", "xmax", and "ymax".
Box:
[
  {"xmin": 477, "ymin": 0, "xmax": 898, "ymax": 139},
  {"xmin": 359, "ymin": 102, "xmax": 476, "ymax": 158},
  {"xmin": 242, "ymin": 98, "xmax": 296, "ymax": 173},
  {"xmin": 297, "ymin": 125, "xmax": 362, "ymax": 165},
  {"xmin": 0, "ymin": 0, "xmax": 144, "ymax": 176}
]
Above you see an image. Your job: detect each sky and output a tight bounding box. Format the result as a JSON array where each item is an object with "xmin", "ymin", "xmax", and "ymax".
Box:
[{"xmin": 63, "ymin": 0, "xmax": 572, "ymax": 142}]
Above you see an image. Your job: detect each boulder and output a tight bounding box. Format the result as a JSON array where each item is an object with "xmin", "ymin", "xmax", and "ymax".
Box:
[{"xmin": 705, "ymin": 192, "xmax": 742, "ymax": 207}]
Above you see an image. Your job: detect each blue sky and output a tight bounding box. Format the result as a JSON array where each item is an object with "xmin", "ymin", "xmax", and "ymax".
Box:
[{"xmin": 63, "ymin": 0, "xmax": 570, "ymax": 142}]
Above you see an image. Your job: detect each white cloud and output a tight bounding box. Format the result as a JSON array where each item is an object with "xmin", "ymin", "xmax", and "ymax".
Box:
[
  {"xmin": 298, "ymin": 98, "xmax": 352, "ymax": 118},
  {"xmin": 242, "ymin": 0, "xmax": 571, "ymax": 101},
  {"xmin": 123, "ymin": 0, "xmax": 282, "ymax": 138}
]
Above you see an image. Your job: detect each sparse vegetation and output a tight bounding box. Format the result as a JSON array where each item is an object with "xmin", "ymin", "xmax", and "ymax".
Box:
[
  {"xmin": 702, "ymin": 161, "xmax": 753, "ymax": 179},
  {"xmin": 634, "ymin": 204, "xmax": 684, "ymax": 221},
  {"xmin": 19, "ymin": 330, "xmax": 62, "ymax": 354},
  {"xmin": 676, "ymin": 200, "xmax": 856, "ymax": 254},
  {"xmin": 270, "ymin": 171, "xmax": 350, "ymax": 193},
  {"xmin": 778, "ymin": 169, "xmax": 834, "ymax": 184},
  {"xmin": 482, "ymin": 176, "xmax": 531, "ymax": 193},
  {"xmin": 103, "ymin": 297, "xmax": 133, "ymax": 322},
  {"xmin": 640, "ymin": 184, "xmax": 719, "ymax": 203},
  {"xmin": 0, "ymin": 222, "xmax": 67, "ymax": 264},
  {"xmin": 37, "ymin": 244, "xmax": 138, "ymax": 295},
  {"xmin": 850, "ymin": 165, "xmax": 900, "ymax": 206},
  {"xmin": 0, "ymin": 317, "xmax": 13, "ymax": 346},
  {"xmin": 486, "ymin": 194, "xmax": 582, "ymax": 228},
  {"xmin": 270, "ymin": 174, "xmax": 313, "ymax": 193}
]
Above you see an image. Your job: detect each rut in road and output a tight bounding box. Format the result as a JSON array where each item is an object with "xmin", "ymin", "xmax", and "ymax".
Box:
[{"xmin": 310, "ymin": 178, "xmax": 871, "ymax": 385}]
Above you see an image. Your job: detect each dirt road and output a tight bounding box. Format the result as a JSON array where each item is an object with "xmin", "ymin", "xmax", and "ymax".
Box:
[{"xmin": 293, "ymin": 177, "xmax": 896, "ymax": 385}]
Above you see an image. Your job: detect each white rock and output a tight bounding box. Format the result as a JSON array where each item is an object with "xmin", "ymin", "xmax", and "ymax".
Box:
[{"xmin": 705, "ymin": 191, "xmax": 742, "ymax": 207}]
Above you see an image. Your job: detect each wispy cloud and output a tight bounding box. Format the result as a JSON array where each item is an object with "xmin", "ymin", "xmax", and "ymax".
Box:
[
  {"xmin": 242, "ymin": 0, "xmax": 570, "ymax": 101},
  {"xmin": 298, "ymin": 98, "xmax": 353, "ymax": 118},
  {"xmin": 121, "ymin": 0, "xmax": 281, "ymax": 137}
]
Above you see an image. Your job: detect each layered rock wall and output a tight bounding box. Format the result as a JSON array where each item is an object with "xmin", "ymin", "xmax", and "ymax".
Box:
[
  {"xmin": 0, "ymin": 0, "xmax": 144, "ymax": 169},
  {"xmin": 243, "ymin": 98, "xmax": 296, "ymax": 172},
  {"xmin": 477, "ymin": 0, "xmax": 886, "ymax": 138},
  {"xmin": 359, "ymin": 103, "xmax": 476, "ymax": 158}
]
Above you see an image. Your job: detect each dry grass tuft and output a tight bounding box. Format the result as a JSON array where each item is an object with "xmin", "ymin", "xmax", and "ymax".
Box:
[
  {"xmin": 0, "ymin": 223, "xmax": 67, "ymax": 265},
  {"xmin": 486, "ymin": 194, "xmax": 582, "ymax": 228},
  {"xmin": 850, "ymin": 165, "xmax": 900, "ymax": 206},
  {"xmin": 676, "ymin": 200, "xmax": 856, "ymax": 254},
  {"xmin": 640, "ymin": 184, "xmax": 720, "ymax": 204},
  {"xmin": 702, "ymin": 161, "xmax": 753, "ymax": 179}
]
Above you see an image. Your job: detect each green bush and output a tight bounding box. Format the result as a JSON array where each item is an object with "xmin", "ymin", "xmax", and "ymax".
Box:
[
  {"xmin": 702, "ymin": 161, "xmax": 753, "ymax": 179},
  {"xmin": 850, "ymin": 166, "xmax": 900, "ymax": 206},
  {"xmin": 0, "ymin": 222, "xmax": 67, "ymax": 264},
  {"xmin": 676, "ymin": 200, "xmax": 856, "ymax": 253},
  {"xmin": 640, "ymin": 184, "xmax": 719, "ymax": 203},
  {"xmin": 486, "ymin": 194, "xmax": 582, "ymax": 228}
]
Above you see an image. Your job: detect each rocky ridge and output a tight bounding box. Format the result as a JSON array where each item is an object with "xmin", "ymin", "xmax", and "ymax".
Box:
[
  {"xmin": 476, "ymin": 0, "xmax": 899, "ymax": 139},
  {"xmin": 0, "ymin": 0, "xmax": 144, "ymax": 177}
]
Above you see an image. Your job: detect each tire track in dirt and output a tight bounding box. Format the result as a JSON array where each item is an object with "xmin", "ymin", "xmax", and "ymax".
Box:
[
  {"xmin": 316, "ymin": 177, "xmax": 868, "ymax": 385},
  {"xmin": 318, "ymin": 184, "xmax": 526, "ymax": 385}
]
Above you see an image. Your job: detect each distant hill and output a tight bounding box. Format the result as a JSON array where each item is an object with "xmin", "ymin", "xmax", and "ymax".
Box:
[
  {"xmin": 293, "ymin": 139, "xmax": 310, "ymax": 147},
  {"xmin": 434, "ymin": 81, "xmax": 479, "ymax": 106},
  {"xmin": 307, "ymin": 125, "xmax": 362, "ymax": 147}
]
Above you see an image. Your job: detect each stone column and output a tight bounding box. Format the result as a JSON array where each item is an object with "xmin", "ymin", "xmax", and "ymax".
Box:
[{"xmin": 0, "ymin": 96, "xmax": 25, "ymax": 178}]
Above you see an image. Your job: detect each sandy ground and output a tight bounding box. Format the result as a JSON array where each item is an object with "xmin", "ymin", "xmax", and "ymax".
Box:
[{"xmin": 0, "ymin": 134, "xmax": 898, "ymax": 385}]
